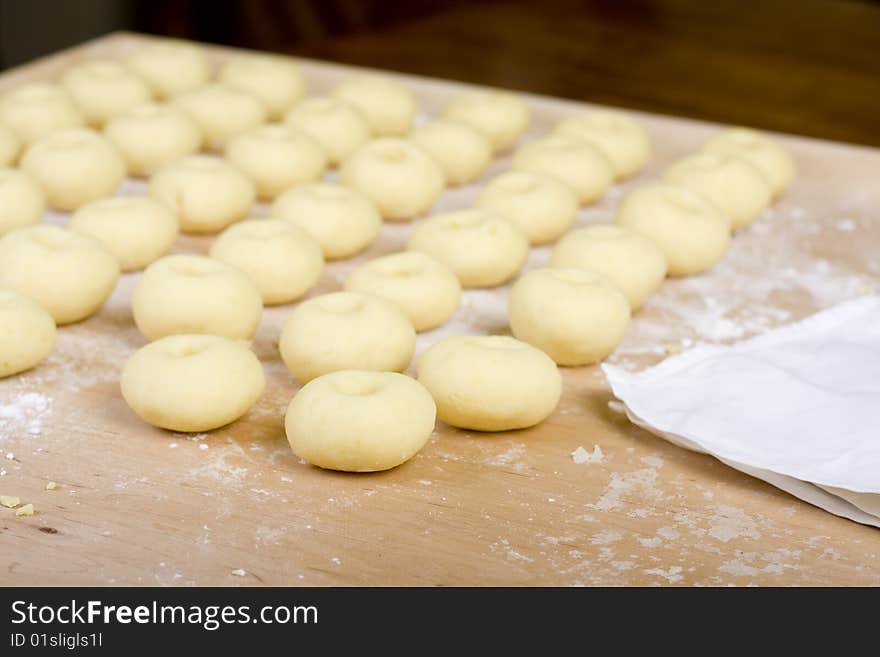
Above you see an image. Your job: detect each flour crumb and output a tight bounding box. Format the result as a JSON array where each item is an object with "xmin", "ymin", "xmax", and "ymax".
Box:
[
  {"xmin": 572, "ymin": 445, "xmax": 604, "ymax": 464},
  {"xmin": 607, "ymin": 400, "xmax": 626, "ymax": 414},
  {"xmin": 15, "ymin": 503, "xmax": 34, "ymax": 517},
  {"xmin": 45, "ymin": 481, "xmax": 57, "ymax": 491},
  {"xmin": 5, "ymin": 452, "xmax": 13, "ymax": 461},
  {"xmin": 230, "ymin": 568, "xmax": 247, "ymax": 577},
  {"xmin": 644, "ymin": 565, "xmax": 683, "ymax": 583},
  {"xmin": 198, "ymin": 444, "xmax": 208, "ymax": 451},
  {"xmin": 1, "ymin": 494, "xmax": 21, "ymax": 508}
]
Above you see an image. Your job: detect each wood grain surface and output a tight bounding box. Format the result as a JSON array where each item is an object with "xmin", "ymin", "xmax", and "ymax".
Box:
[{"xmin": 0, "ymin": 32, "xmax": 878, "ymax": 586}]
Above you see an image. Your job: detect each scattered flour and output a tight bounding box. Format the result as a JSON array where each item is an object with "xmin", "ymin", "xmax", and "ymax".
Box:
[
  {"xmin": 708, "ymin": 505, "xmax": 761, "ymax": 543},
  {"xmin": 571, "ymin": 445, "xmax": 604, "ymax": 464}
]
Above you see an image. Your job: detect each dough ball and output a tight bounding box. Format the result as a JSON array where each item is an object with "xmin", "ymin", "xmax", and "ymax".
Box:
[
  {"xmin": 272, "ymin": 183, "xmax": 381, "ymax": 260},
  {"xmin": 285, "ymin": 370, "xmax": 436, "ymax": 472},
  {"xmin": 332, "ymin": 75, "xmax": 416, "ymax": 137},
  {"xmin": 225, "ymin": 123, "xmax": 327, "ymax": 200},
  {"xmin": 209, "ymin": 219, "xmax": 323, "ymax": 305},
  {"xmin": 125, "ymin": 40, "xmax": 211, "ymax": 100},
  {"xmin": 0, "ymin": 82, "xmax": 84, "ymax": 146},
  {"xmin": 69, "ymin": 196, "xmax": 179, "ymax": 272},
  {"xmin": 417, "ymin": 335, "xmax": 561, "ymax": 431},
  {"xmin": 0, "ymin": 288, "xmax": 56, "ymax": 378},
  {"xmin": 284, "ymin": 96, "xmax": 371, "ymax": 165},
  {"xmin": 344, "ymin": 251, "xmax": 461, "ymax": 332},
  {"xmin": 550, "ymin": 224, "xmax": 667, "ymax": 310},
  {"xmin": 279, "ymin": 291, "xmax": 415, "ymax": 383},
  {"xmin": 121, "ymin": 334, "xmax": 265, "ymax": 432},
  {"xmin": 104, "ymin": 102, "xmax": 203, "ymax": 177},
  {"xmin": 512, "ymin": 135, "xmax": 614, "ymax": 204},
  {"xmin": 149, "ymin": 155, "xmax": 255, "ymax": 234},
  {"xmin": 0, "ymin": 168, "xmax": 45, "ymax": 236},
  {"xmin": 443, "ymin": 91, "xmax": 529, "ymax": 153},
  {"xmin": 20, "ymin": 128, "xmax": 125, "ymax": 211},
  {"xmin": 133, "ymin": 254, "xmax": 262, "ymax": 341},
  {"xmin": 0, "ymin": 123, "xmax": 21, "ymax": 166},
  {"xmin": 508, "ymin": 267, "xmax": 630, "ymax": 366},
  {"xmin": 61, "ymin": 60, "xmax": 152, "ymax": 127},
  {"xmin": 701, "ymin": 127, "xmax": 795, "ymax": 198},
  {"xmin": 476, "ymin": 170, "xmax": 577, "ymax": 245},
  {"xmin": 218, "ymin": 54, "xmax": 306, "ymax": 120},
  {"xmin": 406, "ymin": 208, "xmax": 528, "ymax": 288},
  {"xmin": 0, "ymin": 225, "xmax": 119, "ymax": 325},
  {"xmin": 663, "ymin": 152, "xmax": 772, "ymax": 231},
  {"xmin": 340, "ymin": 138, "xmax": 445, "ymax": 221},
  {"xmin": 616, "ymin": 183, "xmax": 730, "ymax": 276},
  {"xmin": 174, "ymin": 84, "xmax": 267, "ymax": 150},
  {"xmin": 410, "ymin": 119, "xmax": 492, "ymax": 186},
  {"xmin": 554, "ymin": 110, "xmax": 651, "ymax": 179}
]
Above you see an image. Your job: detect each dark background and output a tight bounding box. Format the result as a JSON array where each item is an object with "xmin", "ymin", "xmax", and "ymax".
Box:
[{"xmin": 1, "ymin": 0, "xmax": 878, "ymax": 146}]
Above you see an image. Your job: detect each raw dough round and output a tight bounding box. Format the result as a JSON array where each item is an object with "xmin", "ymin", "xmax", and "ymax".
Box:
[
  {"xmin": 279, "ymin": 291, "xmax": 415, "ymax": 383},
  {"xmin": 0, "ymin": 168, "xmax": 45, "ymax": 236},
  {"xmin": 61, "ymin": 60, "xmax": 152, "ymax": 127},
  {"xmin": 550, "ymin": 224, "xmax": 667, "ymax": 310},
  {"xmin": 149, "ymin": 155, "xmax": 255, "ymax": 234},
  {"xmin": 284, "ymin": 96, "xmax": 371, "ymax": 165},
  {"xmin": 616, "ymin": 183, "xmax": 730, "ymax": 276},
  {"xmin": 225, "ymin": 123, "xmax": 327, "ymax": 199},
  {"xmin": 0, "ymin": 123, "xmax": 21, "ymax": 166},
  {"xmin": 512, "ymin": 135, "xmax": 614, "ymax": 204},
  {"xmin": 508, "ymin": 267, "xmax": 630, "ymax": 366},
  {"xmin": 271, "ymin": 183, "xmax": 381, "ymax": 259},
  {"xmin": 125, "ymin": 40, "xmax": 211, "ymax": 100},
  {"xmin": 554, "ymin": 110, "xmax": 651, "ymax": 179},
  {"xmin": 174, "ymin": 84, "xmax": 267, "ymax": 150},
  {"xmin": 663, "ymin": 152, "xmax": 772, "ymax": 231},
  {"xmin": 406, "ymin": 208, "xmax": 529, "ymax": 288},
  {"xmin": 701, "ymin": 127, "xmax": 795, "ymax": 198},
  {"xmin": 417, "ymin": 335, "xmax": 562, "ymax": 431},
  {"xmin": 20, "ymin": 128, "xmax": 125, "ymax": 211},
  {"xmin": 285, "ymin": 370, "xmax": 436, "ymax": 472},
  {"xmin": 103, "ymin": 102, "xmax": 203, "ymax": 177},
  {"xmin": 69, "ymin": 196, "xmax": 179, "ymax": 272},
  {"xmin": 339, "ymin": 138, "xmax": 445, "ymax": 221},
  {"xmin": 476, "ymin": 170, "xmax": 577, "ymax": 245},
  {"xmin": 0, "ymin": 225, "xmax": 119, "ymax": 325},
  {"xmin": 209, "ymin": 219, "xmax": 323, "ymax": 305},
  {"xmin": 443, "ymin": 91, "xmax": 529, "ymax": 153},
  {"xmin": 344, "ymin": 251, "xmax": 461, "ymax": 332},
  {"xmin": 332, "ymin": 75, "xmax": 416, "ymax": 136},
  {"xmin": 410, "ymin": 119, "xmax": 492, "ymax": 186},
  {"xmin": 0, "ymin": 82, "xmax": 84, "ymax": 146},
  {"xmin": 133, "ymin": 254, "xmax": 262, "ymax": 341},
  {"xmin": 121, "ymin": 334, "xmax": 265, "ymax": 432},
  {"xmin": 218, "ymin": 54, "xmax": 307, "ymax": 120},
  {"xmin": 0, "ymin": 288, "xmax": 56, "ymax": 378}
]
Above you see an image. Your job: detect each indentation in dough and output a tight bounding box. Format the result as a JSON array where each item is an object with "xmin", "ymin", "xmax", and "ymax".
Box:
[{"xmin": 332, "ymin": 375, "xmax": 385, "ymax": 397}]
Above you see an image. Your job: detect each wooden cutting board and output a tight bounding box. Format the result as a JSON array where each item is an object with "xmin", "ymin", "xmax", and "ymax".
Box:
[{"xmin": 1, "ymin": 32, "xmax": 878, "ymax": 586}]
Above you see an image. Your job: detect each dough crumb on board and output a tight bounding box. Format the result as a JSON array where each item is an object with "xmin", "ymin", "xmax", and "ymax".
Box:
[
  {"xmin": 230, "ymin": 568, "xmax": 247, "ymax": 577},
  {"xmin": 1, "ymin": 494, "xmax": 21, "ymax": 508},
  {"xmin": 607, "ymin": 400, "xmax": 626, "ymax": 414},
  {"xmin": 16, "ymin": 503, "xmax": 34, "ymax": 517},
  {"xmin": 571, "ymin": 445, "xmax": 604, "ymax": 464},
  {"xmin": 46, "ymin": 481, "xmax": 58, "ymax": 491}
]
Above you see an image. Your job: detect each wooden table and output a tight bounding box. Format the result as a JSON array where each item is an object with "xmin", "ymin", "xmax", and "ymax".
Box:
[{"xmin": 1, "ymin": 32, "xmax": 878, "ymax": 586}]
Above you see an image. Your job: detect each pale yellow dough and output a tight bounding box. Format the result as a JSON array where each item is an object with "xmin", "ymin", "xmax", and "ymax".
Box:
[
  {"xmin": 272, "ymin": 183, "xmax": 381, "ymax": 260},
  {"xmin": 0, "ymin": 168, "xmax": 45, "ymax": 236},
  {"xmin": 0, "ymin": 82, "xmax": 85, "ymax": 146},
  {"xmin": 125, "ymin": 40, "xmax": 211, "ymax": 100},
  {"xmin": 218, "ymin": 55, "xmax": 307, "ymax": 120},
  {"xmin": 550, "ymin": 224, "xmax": 667, "ymax": 310},
  {"xmin": 512, "ymin": 135, "xmax": 614, "ymax": 204},
  {"xmin": 69, "ymin": 196, "xmax": 179, "ymax": 272},
  {"xmin": 333, "ymin": 75, "xmax": 417, "ymax": 137},
  {"xmin": 340, "ymin": 138, "xmax": 445, "ymax": 221},
  {"xmin": 616, "ymin": 183, "xmax": 730, "ymax": 276},
  {"xmin": 410, "ymin": 119, "xmax": 492, "ymax": 186},
  {"xmin": 476, "ymin": 170, "xmax": 577, "ymax": 245},
  {"xmin": 20, "ymin": 128, "xmax": 125, "ymax": 211},
  {"xmin": 344, "ymin": 251, "xmax": 461, "ymax": 332},
  {"xmin": 417, "ymin": 335, "xmax": 562, "ymax": 432},
  {"xmin": 285, "ymin": 370, "xmax": 436, "ymax": 472},
  {"xmin": 104, "ymin": 102, "xmax": 202, "ymax": 177},
  {"xmin": 133, "ymin": 254, "xmax": 263, "ymax": 341},
  {"xmin": 279, "ymin": 291, "xmax": 416, "ymax": 383},
  {"xmin": 121, "ymin": 334, "xmax": 265, "ymax": 432},
  {"xmin": 406, "ymin": 208, "xmax": 528, "ymax": 288},
  {"xmin": 443, "ymin": 91, "xmax": 529, "ymax": 153},
  {"xmin": 508, "ymin": 267, "xmax": 630, "ymax": 366},
  {"xmin": 61, "ymin": 60, "xmax": 152, "ymax": 127},
  {"xmin": 0, "ymin": 123, "xmax": 21, "ymax": 166},
  {"xmin": 701, "ymin": 127, "xmax": 795, "ymax": 198},
  {"xmin": 0, "ymin": 225, "xmax": 119, "ymax": 325},
  {"xmin": 284, "ymin": 96, "xmax": 371, "ymax": 165},
  {"xmin": 225, "ymin": 124, "xmax": 327, "ymax": 199},
  {"xmin": 0, "ymin": 288, "xmax": 56, "ymax": 378},
  {"xmin": 554, "ymin": 110, "xmax": 651, "ymax": 179},
  {"xmin": 209, "ymin": 219, "xmax": 323, "ymax": 305},
  {"xmin": 174, "ymin": 84, "xmax": 267, "ymax": 150},
  {"xmin": 149, "ymin": 155, "xmax": 255, "ymax": 234}
]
